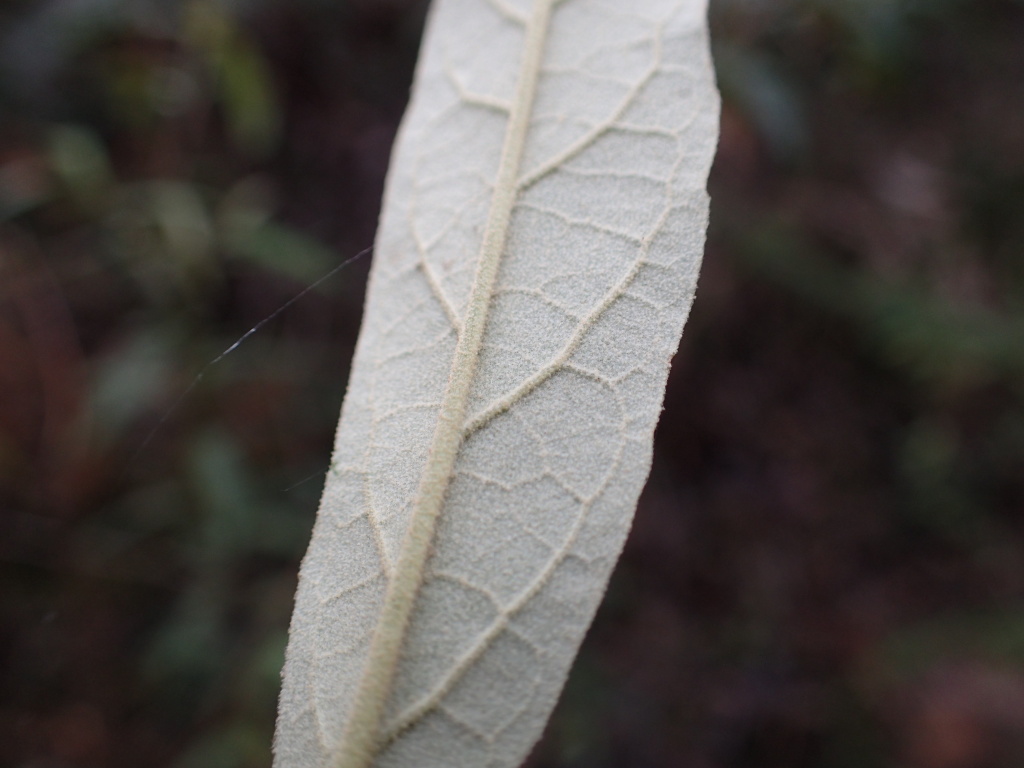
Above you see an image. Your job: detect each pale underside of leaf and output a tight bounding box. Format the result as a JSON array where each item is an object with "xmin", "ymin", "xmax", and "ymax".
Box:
[{"xmin": 274, "ymin": 1, "xmax": 719, "ymax": 767}]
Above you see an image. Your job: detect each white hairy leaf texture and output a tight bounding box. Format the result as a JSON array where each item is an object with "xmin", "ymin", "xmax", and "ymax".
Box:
[{"xmin": 273, "ymin": 0, "xmax": 719, "ymax": 766}]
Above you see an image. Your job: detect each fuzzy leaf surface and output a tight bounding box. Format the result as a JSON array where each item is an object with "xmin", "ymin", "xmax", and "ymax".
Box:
[{"xmin": 274, "ymin": 1, "xmax": 719, "ymax": 766}]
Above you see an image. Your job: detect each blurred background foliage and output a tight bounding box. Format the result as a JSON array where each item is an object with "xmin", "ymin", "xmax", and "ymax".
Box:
[{"xmin": 0, "ymin": 0, "xmax": 1022, "ymax": 767}]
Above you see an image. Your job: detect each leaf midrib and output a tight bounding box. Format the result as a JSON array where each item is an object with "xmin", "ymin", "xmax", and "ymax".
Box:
[{"xmin": 331, "ymin": 1, "xmax": 557, "ymax": 765}]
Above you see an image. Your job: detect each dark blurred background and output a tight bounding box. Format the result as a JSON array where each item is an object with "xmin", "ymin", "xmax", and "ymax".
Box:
[{"xmin": 1, "ymin": 1, "xmax": 1022, "ymax": 766}]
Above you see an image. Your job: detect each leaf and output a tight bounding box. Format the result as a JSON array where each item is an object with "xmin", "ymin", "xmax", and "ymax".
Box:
[{"xmin": 274, "ymin": 1, "xmax": 719, "ymax": 766}]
